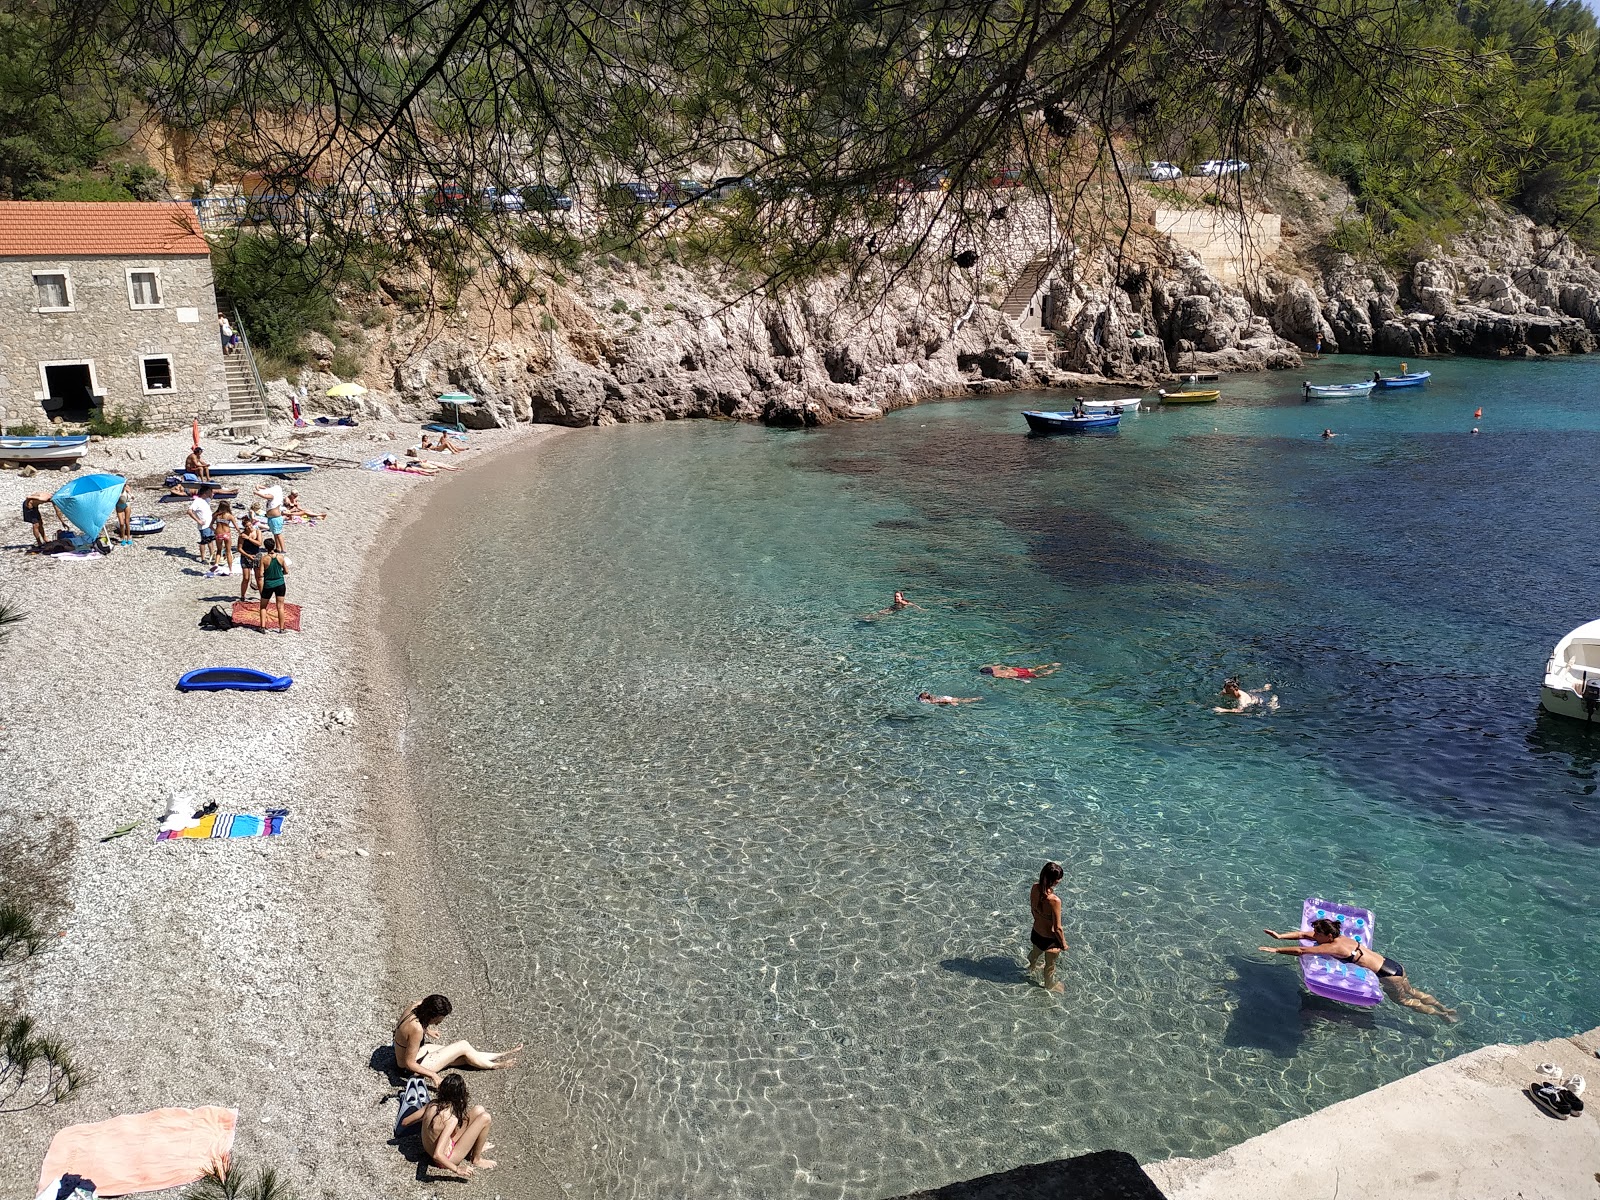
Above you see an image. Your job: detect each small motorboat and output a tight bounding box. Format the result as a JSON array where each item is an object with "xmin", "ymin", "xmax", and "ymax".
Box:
[
  {"xmin": 1080, "ymin": 398, "xmax": 1141, "ymax": 417},
  {"xmin": 177, "ymin": 667, "xmax": 293, "ymax": 693},
  {"xmin": 1023, "ymin": 410, "xmax": 1121, "ymax": 434},
  {"xmin": 1374, "ymin": 370, "xmax": 1432, "ymax": 389},
  {"xmin": 201, "ymin": 461, "xmax": 314, "ymax": 478},
  {"xmin": 1303, "ymin": 381, "xmax": 1376, "ymax": 399},
  {"xmin": 0, "ymin": 435, "xmax": 89, "ymax": 465},
  {"xmin": 1157, "ymin": 389, "xmax": 1220, "ymax": 404},
  {"xmin": 1540, "ymin": 619, "xmax": 1600, "ymax": 724}
]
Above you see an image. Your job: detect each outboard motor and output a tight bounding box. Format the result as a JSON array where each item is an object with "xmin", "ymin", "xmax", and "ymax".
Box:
[{"xmin": 1583, "ymin": 675, "xmax": 1600, "ymax": 722}]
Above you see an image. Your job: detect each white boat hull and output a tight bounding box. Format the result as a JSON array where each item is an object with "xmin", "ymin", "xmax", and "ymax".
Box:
[
  {"xmin": 1539, "ymin": 618, "xmax": 1600, "ymax": 724},
  {"xmin": 1081, "ymin": 399, "xmax": 1141, "ymax": 416},
  {"xmin": 0, "ymin": 441, "xmax": 88, "ymax": 464}
]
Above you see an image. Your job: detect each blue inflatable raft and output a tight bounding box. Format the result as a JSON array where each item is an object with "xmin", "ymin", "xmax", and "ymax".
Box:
[{"xmin": 177, "ymin": 668, "xmax": 293, "ymax": 693}]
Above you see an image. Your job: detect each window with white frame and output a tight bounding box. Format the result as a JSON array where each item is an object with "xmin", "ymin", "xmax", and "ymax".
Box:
[
  {"xmin": 33, "ymin": 271, "xmax": 71, "ymax": 311},
  {"xmin": 127, "ymin": 268, "xmax": 163, "ymax": 309},
  {"xmin": 140, "ymin": 354, "xmax": 174, "ymax": 392}
]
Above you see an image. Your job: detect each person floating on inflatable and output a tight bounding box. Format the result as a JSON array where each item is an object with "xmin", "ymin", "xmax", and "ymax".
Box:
[{"xmin": 1260, "ymin": 919, "xmax": 1456, "ymax": 1021}]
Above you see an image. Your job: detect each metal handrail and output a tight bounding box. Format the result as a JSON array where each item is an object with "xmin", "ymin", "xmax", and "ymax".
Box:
[{"xmin": 230, "ymin": 309, "xmax": 270, "ymax": 419}]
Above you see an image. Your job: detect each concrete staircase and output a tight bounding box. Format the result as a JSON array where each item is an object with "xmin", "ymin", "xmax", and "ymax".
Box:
[
  {"xmin": 225, "ymin": 321, "xmax": 269, "ymax": 432},
  {"xmin": 1000, "ymin": 256, "xmax": 1056, "ymax": 319}
]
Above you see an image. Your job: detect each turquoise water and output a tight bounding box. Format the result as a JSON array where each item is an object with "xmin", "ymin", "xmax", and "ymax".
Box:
[{"xmin": 398, "ymin": 355, "xmax": 1600, "ymax": 1199}]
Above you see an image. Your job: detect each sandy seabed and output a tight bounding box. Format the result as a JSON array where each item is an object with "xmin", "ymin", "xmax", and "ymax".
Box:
[{"xmin": 0, "ymin": 420, "xmax": 564, "ymax": 1200}]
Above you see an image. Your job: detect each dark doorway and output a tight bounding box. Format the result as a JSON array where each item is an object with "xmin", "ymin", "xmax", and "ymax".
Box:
[{"xmin": 42, "ymin": 363, "xmax": 95, "ymax": 421}]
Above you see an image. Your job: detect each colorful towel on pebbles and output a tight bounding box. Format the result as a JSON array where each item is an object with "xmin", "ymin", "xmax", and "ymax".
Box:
[
  {"xmin": 38, "ymin": 1106, "xmax": 238, "ymax": 1195},
  {"xmin": 230, "ymin": 601, "xmax": 301, "ymax": 631},
  {"xmin": 157, "ymin": 809, "xmax": 287, "ymax": 841}
]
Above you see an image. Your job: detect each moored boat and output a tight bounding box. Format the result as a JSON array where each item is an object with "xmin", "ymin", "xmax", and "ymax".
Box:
[
  {"xmin": 1080, "ymin": 398, "xmax": 1141, "ymax": 416},
  {"xmin": 1374, "ymin": 370, "xmax": 1432, "ymax": 389},
  {"xmin": 1157, "ymin": 389, "xmax": 1220, "ymax": 404},
  {"xmin": 1540, "ymin": 619, "xmax": 1600, "ymax": 724},
  {"xmin": 0, "ymin": 435, "xmax": 89, "ymax": 465},
  {"xmin": 1303, "ymin": 380, "xmax": 1376, "ymax": 399},
  {"xmin": 1022, "ymin": 410, "xmax": 1121, "ymax": 434}
]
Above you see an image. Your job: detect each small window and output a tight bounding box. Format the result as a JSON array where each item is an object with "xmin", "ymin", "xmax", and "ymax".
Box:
[
  {"xmin": 34, "ymin": 272, "xmax": 71, "ymax": 311},
  {"xmin": 127, "ymin": 269, "xmax": 163, "ymax": 309},
  {"xmin": 140, "ymin": 355, "xmax": 174, "ymax": 392}
]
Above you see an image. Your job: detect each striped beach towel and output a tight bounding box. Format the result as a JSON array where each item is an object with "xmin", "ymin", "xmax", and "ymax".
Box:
[{"xmin": 157, "ymin": 808, "xmax": 288, "ymax": 842}]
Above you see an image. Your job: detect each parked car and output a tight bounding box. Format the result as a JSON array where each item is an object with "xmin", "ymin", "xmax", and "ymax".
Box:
[
  {"xmin": 986, "ymin": 165, "xmax": 1025, "ymax": 188},
  {"xmin": 426, "ymin": 183, "xmax": 472, "ymax": 212},
  {"xmin": 482, "ymin": 186, "xmax": 523, "ymax": 212},
  {"xmin": 518, "ymin": 184, "xmax": 575, "ymax": 212},
  {"xmin": 657, "ymin": 179, "xmax": 709, "ymax": 207},
  {"xmin": 603, "ymin": 181, "xmax": 660, "ymax": 207},
  {"xmin": 1197, "ymin": 159, "xmax": 1250, "ymax": 177},
  {"xmin": 708, "ymin": 175, "xmax": 755, "ymax": 200},
  {"xmin": 1143, "ymin": 161, "xmax": 1183, "ymax": 181}
]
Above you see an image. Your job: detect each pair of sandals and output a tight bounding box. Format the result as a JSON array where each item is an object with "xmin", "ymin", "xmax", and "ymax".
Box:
[{"xmin": 1528, "ymin": 1078, "xmax": 1586, "ymax": 1120}]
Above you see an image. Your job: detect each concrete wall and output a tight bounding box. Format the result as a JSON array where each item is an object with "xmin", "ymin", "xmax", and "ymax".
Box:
[
  {"xmin": 0, "ymin": 253, "xmax": 228, "ymax": 429},
  {"xmin": 1155, "ymin": 210, "xmax": 1282, "ymax": 285}
]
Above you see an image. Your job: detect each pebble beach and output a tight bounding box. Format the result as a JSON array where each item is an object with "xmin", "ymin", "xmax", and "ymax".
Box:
[{"xmin": 0, "ymin": 420, "xmax": 559, "ymax": 1198}]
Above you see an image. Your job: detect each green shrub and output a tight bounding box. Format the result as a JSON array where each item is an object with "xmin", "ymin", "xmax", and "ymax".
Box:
[
  {"xmin": 86, "ymin": 410, "xmax": 146, "ymax": 437},
  {"xmin": 182, "ymin": 1160, "xmax": 297, "ymax": 1200},
  {"xmin": 0, "ymin": 1013, "xmax": 81, "ymax": 1112}
]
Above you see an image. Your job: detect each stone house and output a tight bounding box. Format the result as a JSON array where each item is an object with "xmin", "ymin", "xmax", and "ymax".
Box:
[{"xmin": 0, "ymin": 201, "xmax": 229, "ymax": 429}]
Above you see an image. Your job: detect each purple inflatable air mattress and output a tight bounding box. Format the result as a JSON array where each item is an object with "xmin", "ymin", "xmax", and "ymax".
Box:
[{"xmin": 1299, "ymin": 897, "xmax": 1383, "ymax": 1007}]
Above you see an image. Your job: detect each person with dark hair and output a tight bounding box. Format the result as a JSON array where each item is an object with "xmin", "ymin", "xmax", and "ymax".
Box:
[
  {"xmin": 1026, "ymin": 861, "xmax": 1069, "ymax": 992},
  {"xmin": 257, "ymin": 536, "xmax": 289, "ymax": 633},
  {"xmin": 918, "ymin": 692, "xmax": 980, "ymax": 705},
  {"xmin": 1214, "ymin": 677, "xmax": 1277, "ymax": 713},
  {"xmin": 1260, "ymin": 920, "xmax": 1456, "ymax": 1020},
  {"xmin": 393, "ymin": 995, "xmax": 522, "ymax": 1087},
  {"xmin": 980, "ymin": 663, "xmax": 1060, "ymax": 681},
  {"xmin": 401, "ymin": 1073, "xmax": 495, "ymax": 1178}
]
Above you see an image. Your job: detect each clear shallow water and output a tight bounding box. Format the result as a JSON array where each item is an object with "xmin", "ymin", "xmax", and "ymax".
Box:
[{"xmin": 398, "ymin": 355, "xmax": 1600, "ymax": 1199}]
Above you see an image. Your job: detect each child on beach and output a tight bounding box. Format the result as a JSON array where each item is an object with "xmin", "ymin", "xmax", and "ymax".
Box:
[
  {"xmin": 114, "ymin": 490, "xmax": 132, "ymax": 546},
  {"xmin": 400, "ymin": 1074, "xmax": 495, "ymax": 1178},
  {"xmin": 257, "ymin": 536, "xmax": 289, "ymax": 632},
  {"xmin": 209, "ymin": 500, "xmax": 236, "ymax": 577},
  {"xmin": 237, "ymin": 515, "xmax": 263, "ymax": 600},
  {"xmin": 186, "ymin": 485, "xmax": 216, "ymax": 566}
]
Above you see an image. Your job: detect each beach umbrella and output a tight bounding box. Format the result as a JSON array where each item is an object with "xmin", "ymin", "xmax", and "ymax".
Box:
[
  {"xmin": 52, "ymin": 473, "xmax": 125, "ymax": 540},
  {"xmin": 436, "ymin": 391, "xmax": 477, "ymax": 431},
  {"xmin": 326, "ymin": 382, "xmax": 367, "ymax": 397}
]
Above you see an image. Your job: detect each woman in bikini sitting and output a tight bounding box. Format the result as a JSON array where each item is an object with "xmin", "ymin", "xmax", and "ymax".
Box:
[
  {"xmin": 393, "ymin": 994, "xmax": 522, "ymax": 1087},
  {"xmin": 400, "ymin": 1073, "xmax": 495, "ymax": 1178},
  {"xmin": 980, "ymin": 663, "xmax": 1060, "ymax": 681},
  {"xmin": 1260, "ymin": 918, "xmax": 1456, "ymax": 1021}
]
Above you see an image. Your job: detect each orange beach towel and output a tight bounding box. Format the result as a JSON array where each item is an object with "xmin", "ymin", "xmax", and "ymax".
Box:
[{"xmin": 38, "ymin": 1106, "xmax": 237, "ymax": 1196}]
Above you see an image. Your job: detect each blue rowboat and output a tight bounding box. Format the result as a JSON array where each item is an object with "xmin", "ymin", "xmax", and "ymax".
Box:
[
  {"xmin": 177, "ymin": 667, "xmax": 293, "ymax": 692},
  {"xmin": 1374, "ymin": 370, "xmax": 1431, "ymax": 389},
  {"xmin": 1023, "ymin": 410, "xmax": 1121, "ymax": 434},
  {"xmin": 1303, "ymin": 381, "xmax": 1375, "ymax": 399},
  {"xmin": 196, "ymin": 461, "xmax": 314, "ymax": 477},
  {"xmin": 0, "ymin": 435, "xmax": 89, "ymax": 464}
]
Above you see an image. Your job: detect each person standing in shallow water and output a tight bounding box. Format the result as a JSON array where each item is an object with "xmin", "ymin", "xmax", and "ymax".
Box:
[{"xmin": 1027, "ymin": 861, "xmax": 1068, "ymax": 992}]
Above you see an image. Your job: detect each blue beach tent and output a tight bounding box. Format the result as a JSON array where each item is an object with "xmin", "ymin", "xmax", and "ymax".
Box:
[{"xmin": 51, "ymin": 473, "xmax": 125, "ymax": 542}]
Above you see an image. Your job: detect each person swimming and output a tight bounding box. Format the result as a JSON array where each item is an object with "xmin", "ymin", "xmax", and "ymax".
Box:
[
  {"xmin": 918, "ymin": 692, "xmax": 980, "ymax": 705},
  {"xmin": 1214, "ymin": 677, "xmax": 1278, "ymax": 713},
  {"xmin": 980, "ymin": 663, "xmax": 1060, "ymax": 681},
  {"xmin": 1260, "ymin": 918, "xmax": 1456, "ymax": 1021}
]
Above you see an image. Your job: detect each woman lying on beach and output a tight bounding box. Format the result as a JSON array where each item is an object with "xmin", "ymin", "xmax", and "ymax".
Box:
[
  {"xmin": 1214, "ymin": 678, "xmax": 1278, "ymax": 714},
  {"xmin": 393, "ymin": 994, "xmax": 522, "ymax": 1087},
  {"xmin": 981, "ymin": 663, "xmax": 1060, "ymax": 681},
  {"xmin": 1259, "ymin": 919, "xmax": 1457, "ymax": 1021},
  {"xmin": 400, "ymin": 1073, "xmax": 495, "ymax": 1178}
]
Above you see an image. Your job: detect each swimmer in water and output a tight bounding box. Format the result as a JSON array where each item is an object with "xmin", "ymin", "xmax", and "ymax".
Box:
[
  {"xmin": 865, "ymin": 591, "xmax": 925, "ymax": 619},
  {"xmin": 918, "ymin": 692, "xmax": 980, "ymax": 705},
  {"xmin": 980, "ymin": 663, "xmax": 1060, "ymax": 681},
  {"xmin": 1321, "ymin": 428, "xmax": 1336, "ymax": 439},
  {"xmin": 1260, "ymin": 918, "xmax": 1456, "ymax": 1021},
  {"xmin": 1214, "ymin": 677, "xmax": 1278, "ymax": 713}
]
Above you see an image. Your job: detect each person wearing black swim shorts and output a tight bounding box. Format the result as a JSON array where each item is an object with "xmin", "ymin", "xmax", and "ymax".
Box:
[
  {"xmin": 1260, "ymin": 917, "xmax": 1456, "ymax": 1021},
  {"xmin": 1027, "ymin": 861, "xmax": 1069, "ymax": 993}
]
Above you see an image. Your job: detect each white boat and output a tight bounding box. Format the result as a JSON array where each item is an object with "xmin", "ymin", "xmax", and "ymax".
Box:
[
  {"xmin": 1540, "ymin": 619, "xmax": 1600, "ymax": 723},
  {"xmin": 1080, "ymin": 398, "xmax": 1141, "ymax": 416},
  {"xmin": 204, "ymin": 461, "xmax": 314, "ymax": 477},
  {"xmin": 1303, "ymin": 381, "xmax": 1376, "ymax": 399},
  {"xmin": 0, "ymin": 435, "xmax": 89, "ymax": 465}
]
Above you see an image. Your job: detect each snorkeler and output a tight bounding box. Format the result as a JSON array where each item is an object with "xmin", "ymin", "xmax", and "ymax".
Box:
[
  {"xmin": 1260, "ymin": 919, "xmax": 1456, "ymax": 1021},
  {"xmin": 980, "ymin": 663, "xmax": 1060, "ymax": 681},
  {"xmin": 1214, "ymin": 677, "xmax": 1278, "ymax": 714}
]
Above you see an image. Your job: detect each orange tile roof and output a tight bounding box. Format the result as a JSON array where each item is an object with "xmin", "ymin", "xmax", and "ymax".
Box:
[{"xmin": 0, "ymin": 201, "xmax": 210, "ymax": 258}]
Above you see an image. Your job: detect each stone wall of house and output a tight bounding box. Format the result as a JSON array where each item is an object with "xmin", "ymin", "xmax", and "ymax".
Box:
[{"xmin": 0, "ymin": 254, "xmax": 229, "ymax": 429}]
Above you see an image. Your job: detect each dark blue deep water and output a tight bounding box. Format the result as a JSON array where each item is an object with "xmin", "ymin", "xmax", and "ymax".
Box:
[{"xmin": 398, "ymin": 354, "xmax": 1600, "ymax": 1199}]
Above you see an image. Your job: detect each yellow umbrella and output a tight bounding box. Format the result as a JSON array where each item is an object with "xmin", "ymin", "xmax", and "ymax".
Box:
[{"xmin": 326, "ymin": 382, "xmax": 368, "ymax": 397}]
